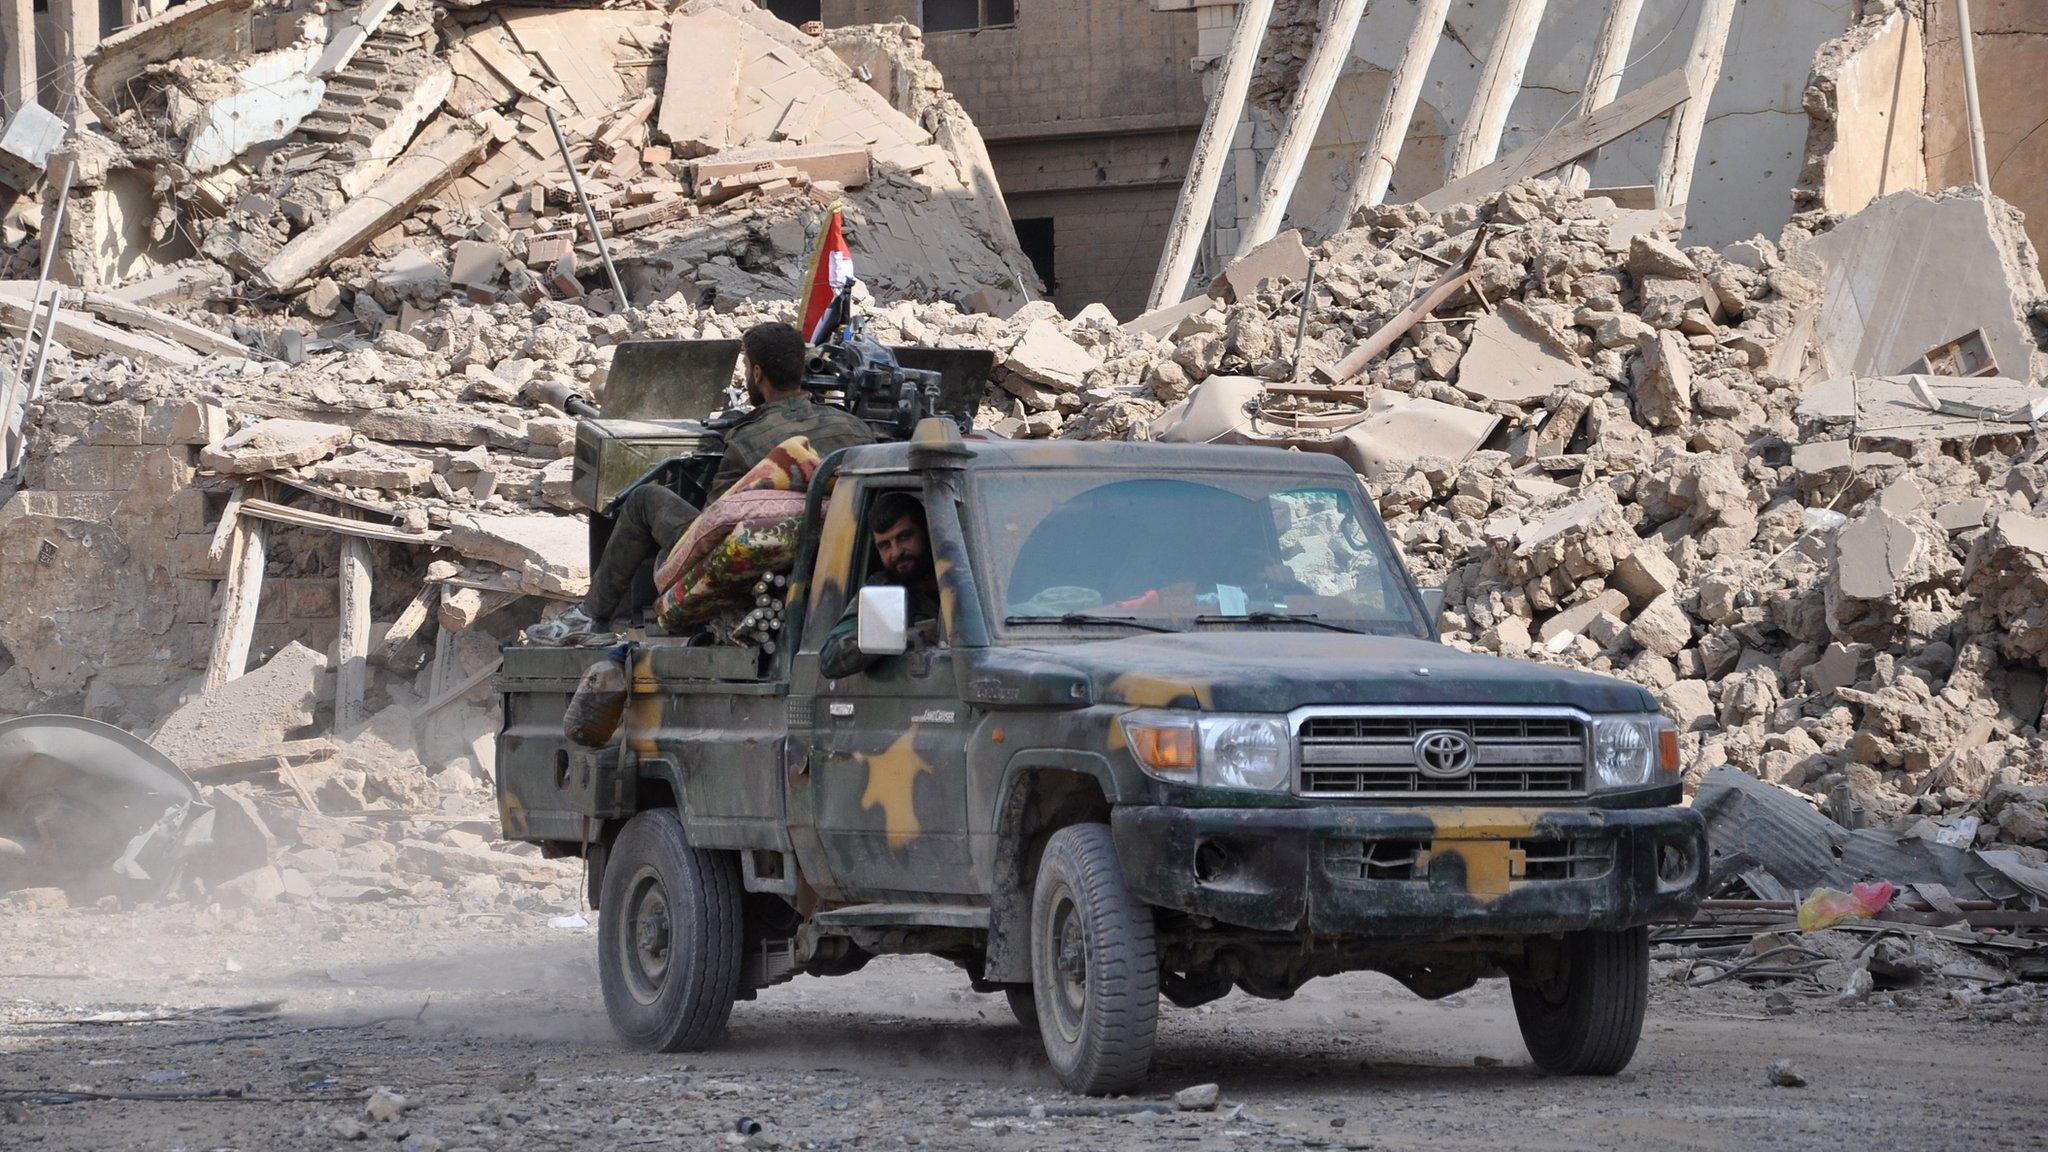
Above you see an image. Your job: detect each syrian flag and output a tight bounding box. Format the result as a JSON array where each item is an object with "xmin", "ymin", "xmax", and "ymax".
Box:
[{"xmin": 799, "ymin": 206, "xmax": 856, "ymax": 343}]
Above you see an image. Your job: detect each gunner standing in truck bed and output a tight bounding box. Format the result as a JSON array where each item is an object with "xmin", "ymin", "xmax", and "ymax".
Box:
[{"xmin": 531, "ymin": 321, "xmax": 876, "ymax": 644}]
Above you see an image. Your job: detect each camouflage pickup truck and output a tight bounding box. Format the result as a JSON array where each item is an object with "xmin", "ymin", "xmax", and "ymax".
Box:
[{"xmin": 498, "ymin": 418, "xmax": 1707, "ymax": 1095}]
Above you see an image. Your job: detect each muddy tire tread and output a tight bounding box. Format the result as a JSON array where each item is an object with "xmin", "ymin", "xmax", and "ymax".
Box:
[
  {"xmin": 598, "ymin": 808, "xmax": 743, "ymax": 1052},
  {"xmin": 1032, "ymin": 823, "xmax": 1159, "ymax": 1094},
  {"xmin": 1511, "ymin": 926, "xmax": 1647, "ymax": 1075}
]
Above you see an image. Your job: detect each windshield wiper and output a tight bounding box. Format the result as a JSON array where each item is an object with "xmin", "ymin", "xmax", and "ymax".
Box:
[
  {"xmin": 1005, "ymin": 612, "xmax": 1183, "ymax": 634},
  {"xmin": 1195, "ymin": 610, "xmax": 1367, "ymax": 635}
]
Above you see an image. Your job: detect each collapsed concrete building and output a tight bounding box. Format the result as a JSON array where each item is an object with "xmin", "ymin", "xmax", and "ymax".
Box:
[{"xmin": 1, "ymin": 0, "xmax": 2047, "ymax": 919}]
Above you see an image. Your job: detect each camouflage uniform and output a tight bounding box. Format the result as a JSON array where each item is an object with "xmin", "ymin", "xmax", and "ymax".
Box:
[
  {"xmin": 584, "ymin": 394, "xmax": 876, "ymax": 623},
  {"xmin": 820, "ymin": 575, "xmax": 943, "ymax": 679}
]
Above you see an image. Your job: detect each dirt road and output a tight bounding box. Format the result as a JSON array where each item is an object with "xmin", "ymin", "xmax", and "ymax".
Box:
[{"xmin": 3, "ymin": 900, "xmax": 2044, "ymax": 1151}]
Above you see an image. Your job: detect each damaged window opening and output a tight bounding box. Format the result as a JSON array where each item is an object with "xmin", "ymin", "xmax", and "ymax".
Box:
[{"xmin": 922, "ymin": 0, "xmax": 1014, "ymax": 34}]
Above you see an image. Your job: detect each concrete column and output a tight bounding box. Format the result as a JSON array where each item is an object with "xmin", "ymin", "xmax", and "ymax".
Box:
[
  {"xmin": 1654, "ymin": 0, "xmax": 1735, "ymax": 212},
  {"xmin": 1, "ymin": 0, "xmax": 36, "ymax": 119},
  {"xmin": 1346, "ymin": 0, "xmax": 1453, "ymax": 215},
  {"xmin": 1231, "ymin": 0, "xmax": 1371, "ymax": 262},
  {"xmin": 1560, "ymin": 0, "xmax": 1645, "ymax": 191},
  {"xmin": 1447, "ymin": 0, "xmax": 1549, "ymax": 179},
  {"xmin": 50, "ymin": 0, "xmax": 101, "ymax": 126},
  {"xmin": 1146, "ymin": 0, "xmax": 1275, "ymax": 312}
]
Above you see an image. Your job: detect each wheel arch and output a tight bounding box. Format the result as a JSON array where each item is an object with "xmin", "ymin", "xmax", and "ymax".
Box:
[{"xmin": 984, "ymin": 750, "xmax": 1119, "ymax": 984}]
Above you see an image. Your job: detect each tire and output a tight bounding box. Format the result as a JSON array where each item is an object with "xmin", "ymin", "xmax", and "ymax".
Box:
[
  {"xmin": 1003, "ymin": 985, "xmax": 1040, "ymax": 1034},
  {"xmin": 597, "ymin": 809, "xmax": 744, "ymax": 1052},
  {"xmin": 1030, "ymin": 823, "xmax": 1159, "ymax": 1095},
  {"xmin": 1510, "ymin": 927, "xmax": 1649, "ymax": 1075}
]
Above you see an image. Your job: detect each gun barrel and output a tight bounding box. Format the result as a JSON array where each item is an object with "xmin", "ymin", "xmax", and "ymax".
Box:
[{"xmin": 534, "ymin": 379, "xmax": 600, "ymax": 419}]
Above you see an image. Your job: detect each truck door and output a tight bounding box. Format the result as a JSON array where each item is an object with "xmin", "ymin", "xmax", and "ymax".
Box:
[{"xmin": 799, "ymin": 480, "xmax": 976, "ymax": 897}]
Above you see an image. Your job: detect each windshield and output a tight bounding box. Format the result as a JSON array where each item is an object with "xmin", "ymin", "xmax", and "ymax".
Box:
[{"xmin": 968, "ymin": 469, "xmax": 1427, "ymax": 637}]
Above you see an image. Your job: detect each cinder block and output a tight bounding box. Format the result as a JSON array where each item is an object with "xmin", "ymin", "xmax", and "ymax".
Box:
[
  {"xmin": 288, "ymin": 577, "xmax": 338, "ymax": 620},
  {"xmin": 171, "ymin": 488, "xmax": 211, "ymax": 534},
  {"xmin": 176, "ymin": 578, "xmax": 217, "ymax": 625},
  {"xmin": 85, "ymin": 401, "xmax": 147, "ymax": 446},
  {"xmin": 171, "ymin": 532, "xmax": 228, "ymax": 579},
  {"xmin": 39, "ymin": 445, "xmax": 152, "ymax": 491}
]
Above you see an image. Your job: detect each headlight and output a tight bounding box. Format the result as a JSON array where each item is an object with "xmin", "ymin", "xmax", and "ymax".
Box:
[
  {"xmin": 1122, "ymin": 710, "xmax": 1292, "ymax": 792},
  {"xmin": 1588, "ymin": 714, "xmax": 1679, "ymax": 790}
]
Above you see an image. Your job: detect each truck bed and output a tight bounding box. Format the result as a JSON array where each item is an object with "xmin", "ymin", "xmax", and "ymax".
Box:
[{"xmin": 496, "ymin": 642, "xmax": 792, "ymax": 850}]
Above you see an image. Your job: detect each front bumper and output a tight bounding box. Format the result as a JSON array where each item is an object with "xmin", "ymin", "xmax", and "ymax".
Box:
[{"xmin": 1112, "ymin": 804, "xmax": 1706, "ymax": 938}]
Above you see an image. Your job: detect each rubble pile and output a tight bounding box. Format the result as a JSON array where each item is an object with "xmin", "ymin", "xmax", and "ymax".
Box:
[
  {"xmin": 0, "ymin": 650, "xmax": 576, "ymax": 917},
  {"xmin": 0, "ymin": 0, "xmax": 1042, "ymax": 734},
  {"xmin": 992, "ymin": 180, "xmax": 2048, "ymax": 863}
]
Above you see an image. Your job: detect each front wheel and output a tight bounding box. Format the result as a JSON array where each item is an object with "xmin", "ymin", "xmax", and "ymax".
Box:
[
  {"xmin": 1030, "ymin": 823, "xmax": 1159, "ymax": 1095},
  {"xmin": 597, "ymin": 809, "xmax": 744, "ymax": 1051},
  {"xmin": 1003, "ymin": 985, "xmax": 1040, "ymax": 1034},
  {"xmin": 1510, "ymin": 927, "xmax": 1648, "ymax": 1075}
]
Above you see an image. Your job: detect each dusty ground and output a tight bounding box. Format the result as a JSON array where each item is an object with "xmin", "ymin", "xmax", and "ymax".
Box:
[{"xmin": 2, "ymin": 900, "xmax": 2045, "ymax": 1152}]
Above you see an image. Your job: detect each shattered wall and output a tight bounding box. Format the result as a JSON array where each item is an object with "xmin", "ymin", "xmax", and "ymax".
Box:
[{"xmin": 1800, "ymin": 4, "xmax": 1926, "ymax": 218}]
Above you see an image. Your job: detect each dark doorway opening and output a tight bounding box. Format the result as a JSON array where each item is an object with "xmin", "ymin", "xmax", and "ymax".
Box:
[
  {"xmin": 1013, "ymin": 216, "xmax": 1055, "ymax": 296},
  {"xmin": 761, "ymin": 0, "xmax": 821, "ymax": 25}
]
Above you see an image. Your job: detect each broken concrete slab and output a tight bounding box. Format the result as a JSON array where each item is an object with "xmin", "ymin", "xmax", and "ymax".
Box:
[
  {"xmin": 1632, "ymin": 330, "xmax": 1693, "ymax": 428},
  {"xmin": 257, "ymin": 117, "xmax": 488, "ymax": 292},
  {"xmin": 1801, "ymin": 188, "xmax": 2048, "ymax": 382},
  {"xmin": 0, "ymin": 295, "xmax": 202, "ymax": 368},
  {"xmin": 691, "ymin": 142, "xmax": 870, "ymax": 190},
  {"xmin": 657, "ymin": 10, "xmax": 746, "ymax": 156},
  {"xmin": 147, "ymin": 642, "xmax": 329, "ymax": 770},
  {"xmin": 183, "ymin": 24, "xmax": 327, "ymax": 172},
  {"xmin": 1612, "ymin": 543, "xmax": 1681, "ymax": 608},
  {"xmin": 309, "ymin": 445, "xmax": 432, "ymax": 490},
  {"xmin": 1808, "ymin": 641, "xmax": 1870, "ymax": 693},
  {"xmin": 0, "ymin": 103, "xmax": 66, "ymax": 192},
  {"xmin": 201, "ymin": 419, "xmax": 352, "ymax": 474},
  {"xmin": 1211, "ymin": 229, "xmax": 1308, "ymax": 302},
  {"xmin": 1457, "ymin": 309, "xmax": 1586, "ymax": 406},
  {"xmin": 1629, "ymin": 593, "xmax": 1694, "ymax": 658},
  {"xmin": 1328, "ymin": 392, "xmax": 1501, "ymax": 482},
  {"xmin": 1539, "ymin": 589, "xmax": 1629, "ymax": 644},
  {"xmin": 445, "ymin": 513, "xmax": 587, "ymax": 598},
  {"xmin": 1003, "ymin": 320, "xmax": 1096, "ymax": 393},
  {"xmin": 1121, "ymin": 294, "xmax": 1212, "ymax": 341},
  {"xmin": 81, "ymin": 0, "xmax": 255, "ymax": 115},
  {"xmin": 1833, "ymin": 507, "xmax": 1923, "ymax": 601},
  {"xmin": 1796, "ymin": 374, "xmax": 2048, "ymax": 442},
  {"xmin": 449, "ymin": 241, "xmax": 506, "ymax": 292},
  {"xmin": 75, "ymin": 292, "xmax": 251, "ymax": 360},
  {"xmin": 1660, "ymin": 679, "xmax": 1715, "ymax": 731}
]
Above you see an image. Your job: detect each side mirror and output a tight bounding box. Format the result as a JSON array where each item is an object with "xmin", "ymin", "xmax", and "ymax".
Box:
[
  {"xmin": 857, "ymin": 586, "xmax": 909, "ymax": 655},
  {"xmin": 1417, "ymin": 587, "xmax": 1445, "ymax": 629}
]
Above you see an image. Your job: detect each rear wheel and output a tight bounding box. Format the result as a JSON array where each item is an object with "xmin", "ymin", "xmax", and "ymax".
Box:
[
  {"xmin": 1510, "ymin": 927, "xmax": 1649, "ymax": 1075},
  {"xmin": 1030, "ymin": 823, "xmax": 1158, "ymax": 1095},
  {"xmin": 598, "ymin": 809, "xmax": 744, "ymax": 1051}
]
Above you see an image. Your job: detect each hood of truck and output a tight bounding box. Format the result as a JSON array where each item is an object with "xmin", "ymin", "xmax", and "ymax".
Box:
[{"xmin": 996, "ymin": 631, "xmax": 1656, "ymax": 714}]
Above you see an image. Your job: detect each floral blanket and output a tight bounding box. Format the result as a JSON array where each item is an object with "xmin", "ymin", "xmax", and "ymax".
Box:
[
  {"xmin": 653, "ymin": 436, "xmax": 822, "ymax": 589},
  {"xmin": 656, "ymin": 520, "xmax": 802, "ymax": 630},
  {"xmin": 652, "ymin": 436, "xmax": 820, "ymax": 630}
]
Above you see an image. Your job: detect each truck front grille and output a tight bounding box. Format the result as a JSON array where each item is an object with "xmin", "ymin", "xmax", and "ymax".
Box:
[{"xmin": 1297, "ymin": 712, "xmax": 1587, "ymax": 798}]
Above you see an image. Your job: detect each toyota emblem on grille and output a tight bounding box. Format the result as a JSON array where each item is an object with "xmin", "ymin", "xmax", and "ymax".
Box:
[{"xmin": 1412, "ymin": 730, "xmax": 1476, "ymax": 778}]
